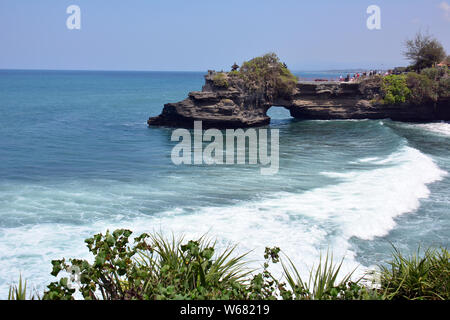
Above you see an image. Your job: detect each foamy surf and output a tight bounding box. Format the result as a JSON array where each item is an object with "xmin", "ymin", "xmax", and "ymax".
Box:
[
  {"xmin": 415, "ymin": 123, "xmax": 450, "ymax": 137},
  {"xmin": 0, "ymin": 145, "xmax": 445, "ymax": 296},
  {"xmin": 398, "ymin": 122, "xmax": 450, "ymax": 137}
]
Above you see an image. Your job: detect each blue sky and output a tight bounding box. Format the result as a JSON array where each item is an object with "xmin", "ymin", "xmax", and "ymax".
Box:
[{"xmin": 0, "ymin": 0, "xmax": 449, "ymax": 71}]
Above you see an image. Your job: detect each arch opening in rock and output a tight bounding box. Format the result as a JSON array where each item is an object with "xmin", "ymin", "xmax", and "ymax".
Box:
[{"xmin": 266, "ymin": 105, "xmax": 293, "ymax": 124}]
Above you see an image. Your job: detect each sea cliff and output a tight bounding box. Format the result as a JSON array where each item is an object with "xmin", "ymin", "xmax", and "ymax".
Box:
[{"xmin": 148, "ymin": 70, "xmax": 450, "ymax": 128}]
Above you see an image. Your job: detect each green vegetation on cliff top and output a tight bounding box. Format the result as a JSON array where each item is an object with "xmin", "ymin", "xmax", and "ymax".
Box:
[
  {"xmin": 221, "ymin": 53, "xmax": 298, "ymax": 99},
  {"xmin": 380, "ymin": 67, "xmax": 449, "ymax": 105}
]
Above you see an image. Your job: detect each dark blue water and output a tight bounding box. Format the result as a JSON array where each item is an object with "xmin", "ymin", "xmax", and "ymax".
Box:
[{"xmin": 0, "ymin": 70, "xmax": 449, "ymax": 295}]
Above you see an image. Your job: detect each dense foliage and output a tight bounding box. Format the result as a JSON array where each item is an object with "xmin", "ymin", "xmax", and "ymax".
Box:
[
  {"xmin": 42, "ymin": 230, "xmax": 252, "ymax": 300},
  {"xmin": 7, "ymin": 229, "xmax": 449, "ymax": 300},
  {"xmin": 236, "ymin": 53, "xmax": 298, "ymax": 99},
  {"xmin": 380, "ymin": 66, "xmax": 449, "ymax": 105},
  {"xmin": 381, "ymin": 75, "xmax": 411, "ymax": 105},
  {"xmin": 386, "ymin": 32, "xmax": 448, "ymax": 105},
  {"xmin": 439, "ymin": 77, "xmax": 450, "ymax": 100},
  {"xmin": 40, "ymin": 231, "xmax": 376, "ymax": 300},
  {"xmin": 406, "ymin": 72, "xmax": 438, "ymax": 105}
]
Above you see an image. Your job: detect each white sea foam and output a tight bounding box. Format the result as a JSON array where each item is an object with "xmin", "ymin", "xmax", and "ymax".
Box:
[
  {"xmin": 413, "ymin": 122, "xmax": 450, "ymax": 137},
  {"xmin": 347, "ymin": 157, "xmax": 382, "ymax": 165},
  {"xmin": 0, "ymin": 146, "xmax": 446, "ymax": 297},
  {"xmin": 358, "ymin": 157, "xmax": 381, "ymax": 163},
  {"xmin": 397, "ymin": 122, "xmax": 450, "ymax": 137}
]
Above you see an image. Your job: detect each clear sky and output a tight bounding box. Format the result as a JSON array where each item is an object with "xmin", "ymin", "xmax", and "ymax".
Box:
[{"xmin": 0, "ymin": 0, "xmax": 449, "ymax": 71}]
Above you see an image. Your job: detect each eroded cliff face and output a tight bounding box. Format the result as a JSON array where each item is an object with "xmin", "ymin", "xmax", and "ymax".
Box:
[
  {"xmin": 147, "ymin": 71, "xmax": 450, "ymax": 128},
  {"xmin": 147, "ymin": 71, "xmax": 279, "ymax": 128},
  {"xmin": 290, "ymin": 82, "xmax": 450, "ymax": 121}
]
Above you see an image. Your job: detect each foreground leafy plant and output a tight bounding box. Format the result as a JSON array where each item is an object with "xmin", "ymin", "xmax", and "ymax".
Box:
[
  {"xmin": 136, "ymin": 234, "xmax": 252, "ymax": 299},
  {"xmin": 28, "ymin": 229, "xmax": 448, "ymax": 300},
  {"xmin": 43, "ymin": 230, "xmax": 253, "ymax": 300},
  {"xmin": 8, "ymin": 275, "xmax": 38, "ymax": 300},
  {"xmin": 378, "ymin": 246, "xmax": 449, "ymax": 300},
  {"xmin": 281, "ymin": 251, "xmax": 380, "ymax": 300}
]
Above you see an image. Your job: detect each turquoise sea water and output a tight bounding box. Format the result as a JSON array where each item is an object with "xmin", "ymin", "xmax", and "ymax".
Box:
[{"xmin": 0, "ymin": 70, "xmax": 449, "ymax": 296}]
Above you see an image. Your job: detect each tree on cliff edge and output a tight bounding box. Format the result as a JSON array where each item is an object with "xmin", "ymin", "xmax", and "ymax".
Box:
[
  {"xmin": 238, "ymin": 53, "xmax": 298, "ymax": 99},
  {"xmin": 403, "ymin": 32, "xmax": 446, "ymax": 71}
]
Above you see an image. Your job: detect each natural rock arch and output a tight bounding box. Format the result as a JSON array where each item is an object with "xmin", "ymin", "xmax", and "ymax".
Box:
[
  {"xmin": 148, "ymin": 71, "xmax": 450, "ymax": 128},
  {"xmin": 265, "ymin": 105, "xmax": 295, "ymax": 122}
]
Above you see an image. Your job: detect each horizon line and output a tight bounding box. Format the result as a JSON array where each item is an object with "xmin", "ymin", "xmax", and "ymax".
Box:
[{"xmin": 0, "ymin": 67, "xmax": 394, "ymax": 73}]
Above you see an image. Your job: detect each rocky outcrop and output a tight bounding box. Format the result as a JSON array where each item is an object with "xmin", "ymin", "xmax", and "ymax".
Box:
[
  {"xmin": 290, "ymin": 82, "xmax": 450, "ymax": 121},
  {"xmin": 148, "ymin": 71, "xmax": 450, "ymax": 128},
  {"xmin": 148, "ymin": 71, "xmax": 277, "ymax": 128}
]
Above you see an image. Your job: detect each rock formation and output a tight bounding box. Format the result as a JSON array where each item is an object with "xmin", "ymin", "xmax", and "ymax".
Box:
[{"xmin": 148, "ymin": 71, "xmax": 450, "ymax": 128}]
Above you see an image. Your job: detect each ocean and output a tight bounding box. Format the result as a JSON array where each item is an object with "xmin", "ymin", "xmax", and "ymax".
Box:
[{"xmin": 0, "ymin": 70, "xmax": 449, "ymax": 296}]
